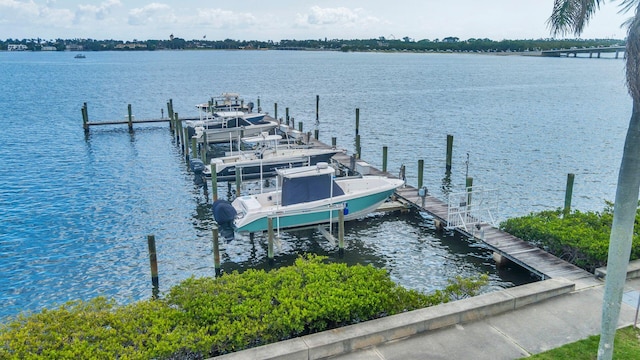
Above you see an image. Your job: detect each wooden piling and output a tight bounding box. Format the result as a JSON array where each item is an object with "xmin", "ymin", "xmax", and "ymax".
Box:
[
  {"xmin": 175, "ymin": 113, "xmax": 181, "ymax": 144},
  {"xmin": 267, "ymin": 217, "xmax": 274, "ymax": 261},
  {"xmin": 183, "ymin": 127, "xmax": 190, "ymax": 161},
  {"xmin": 332, "ymin": 137, "xmax": 337, "ymax": 148},
  {"xmin": 82, "ymin": 103, "xmax": 89, "ymax": 132},
  {"xmin": 147, "ymin": 235, "xmax": 159, "ymax": 298},
  {"xmin": 564, "ymin": 173, "xmax": 575, "ymax": 216},
  {"xmin": 298, "ymin": 121, "xmax": 303, "ymax": 132},
  {"xmin": 191, "ymin": 137, "xmax": 197, "ymax": 161},
  {"xmin": 127, "ymin": 104, "xmax": 133, "ymax": 131},
  {"xmin": 314, "ymin": 129, "xmax": 319, "ymax": 140},
  {"xmin": 211, "ymin": 162, "xmax": 218, "ymax": 201},
  {"xmin": 355, "ymin": 134, "xmax": 361, "ymax": 159},
  {"xmin": 316, "ymin": 95, "xmax": 320, "ymax": 122},
  {"xmin": 382, "ymin": 146, "xmax": 388, "ymax": 172},
  {"xmin": 286, "ymin": 107, "xmax": 290, "ymax": 126},
  {"xmin": 167, "ymin": 101, "xmax": 173, "ymax": 131},
  {"xmin": 355, "ymin": 108, "xmax": 360, "ymax": 136},
  {"xmin": 212, "ymin": 227, "xmax": 221, "ymax": 276},
  {"xmin": 338, "ymin": 209, "xmax": 345, "ymax": 257},
  {"xmin": 418, "ymin": 159, "xmax": 424, "ymax": 189},
  {"xmin": 446, "ymin": 135, "xmax": 453, "ymax": 172},
  {"xmin": 466, "ymin": 177, "xmax": 473, "ymax": 207},
  {"xmin": 236, "ymin": 168, "xmax": 242, "ymax": 196},
  {"xmin": 274, "ymin": 103, "xmax": 278, "ymax": 122}
]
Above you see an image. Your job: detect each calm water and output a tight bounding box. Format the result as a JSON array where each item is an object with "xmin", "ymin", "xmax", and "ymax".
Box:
[{"xmin": 0, "ymin": 50, "xmax": 629, "ymax": 320}]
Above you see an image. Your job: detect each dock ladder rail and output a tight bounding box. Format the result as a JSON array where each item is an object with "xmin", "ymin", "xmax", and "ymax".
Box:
[{"xmin": 446, "ymin": 186, "xmax": 499, "ymax": 232}]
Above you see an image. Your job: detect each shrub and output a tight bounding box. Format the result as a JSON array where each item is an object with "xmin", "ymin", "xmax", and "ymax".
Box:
[
  {"xmin": 499, "ymin": 204, "xmax": 640, "ymax": 272},
  {"xmin": 0, "ymin": 255, "xmax": 488, "ymax": 359}
]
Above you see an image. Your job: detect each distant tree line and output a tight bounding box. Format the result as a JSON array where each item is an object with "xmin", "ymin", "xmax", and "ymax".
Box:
[{"xmin": 0, "ymin": 36, "xmax": 624, "ymax": 53}]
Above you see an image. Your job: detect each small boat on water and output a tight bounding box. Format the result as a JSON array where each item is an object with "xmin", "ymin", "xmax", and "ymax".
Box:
[
  {"xmin": 74, "ymin": 54, "xmax": 86, "ymax": 59},
  {"xmin": 204, "ymin": 133, "xmax": 346, "ymax": 181},
  {"xmin": 224, "ymin": 163, "xmax": 405, "ymax": 236}
]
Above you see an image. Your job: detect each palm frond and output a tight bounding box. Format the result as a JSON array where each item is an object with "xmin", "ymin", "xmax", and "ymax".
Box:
[{"xmin": 547, "ymin": 0, "xmax": 606, "ymax": 36}]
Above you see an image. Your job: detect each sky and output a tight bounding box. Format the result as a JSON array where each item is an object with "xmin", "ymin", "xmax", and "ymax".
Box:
[{"xmin": 0, "ymin": 0, "xmax": 632, "ymax": 42}]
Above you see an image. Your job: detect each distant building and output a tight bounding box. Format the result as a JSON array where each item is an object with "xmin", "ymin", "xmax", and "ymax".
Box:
[
  {"xmin": 65, "ymin": 44, "xmax": 84, "ymax": 51},
  {"xmin": 41, "ymin": 46, "xmax": 57, "ymax": 51},
  {"xmin": 7, "ymin": 44, "xmax": 28, "ymax": 51},
  {"xmin": 114, "ymin": 43, "xmax": 148, "ymax": 50}
]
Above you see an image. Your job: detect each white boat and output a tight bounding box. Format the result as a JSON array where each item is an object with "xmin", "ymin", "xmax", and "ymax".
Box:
[
  {"xmin": 204, "ymin": 133, "xmax": 345, "ymax": 181},
  {"xmin": 196, "ymin": 92, "xmax": 253, "ymax": 113},
  {"xmin": 186, "ymin": 111, "xmax": 278, "ymax": 144},
  {"xmin": 229, "ymin": 163, "xmax": 405, "ymax": 234}
]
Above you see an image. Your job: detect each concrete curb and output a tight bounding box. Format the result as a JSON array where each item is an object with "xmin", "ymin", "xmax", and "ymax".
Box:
[{"xmin": 211, "ymin": 278, "xmax": 575, "ymax": 360}]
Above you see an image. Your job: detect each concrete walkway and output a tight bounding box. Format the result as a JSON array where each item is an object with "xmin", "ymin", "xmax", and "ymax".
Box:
[{"xmin": 212, "ymin": 267, "xmax": 640, "ymax": 360}]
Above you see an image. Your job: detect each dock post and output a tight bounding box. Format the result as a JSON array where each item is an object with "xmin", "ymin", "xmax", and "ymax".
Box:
[
  {"xmin": 235, "ymin": 168, "xmax": 242, "ymax": 197},
  {"xmin": 212, "ymin": 227, "xmax": 221, "ymax": 277},
  {"xmin": 286, "ymin": 107, "xmax": 290, "ymax": 126},
  {"xmin": 355, "ymin": 134, "xmax": 361, "ymax": 159},
  {"xmin": 446, "ymin": 135, "xmax": 453, "ymax": 172},
  {"xmin": 332, "ymin": 137, "xmax": 336, "ymax": 148},
  {"xmin": 175, "ymin": 113, "xmax": 181, "ymax": 145},
  {"xmin": 147, "ymin": 235, "xmax": 159, "ymax": 299},
  {"xmin": 211, "ymin": 162, "xmax": 218, "ymax": 201},
  {"xmin": 418, "ymin": 159, "xmax": 424, "ymax": 189},
  {"xmin": 316, "ymin": 95, "xmax": 319, "ymax": 123},
  {"xmin": 382, "ymin": 146, "xmax": 388, "ymax": 172},
  {"xmin": 355, "ymin": 108, "xmax": 360, "ymax": 136},
  {"xmin": 127, "ymin": 104, "xmax": 133, "ymax": 132},
  {"xmin": 167, "ymin": 101, "xmax": 173, "ymax": 131},
  {"xmin": 564, "ymin": 173, "xmax": 575, "ymax": 216},
  {"xmin": 274, "ymin": 103, "xmax": 278, "ymax": 122},
  {"xmin": 184, "ymin": 127, "xmax": 190, "ymax": 161},
  {"xmin": 202, "ymin": 132, "xmax": 209, "ymax": 163},
  {"xmin": 466, "ymin": 177, "xmax": 473, "ymax": 209},
  {"xmin": 191, "ymin": 137, "xmax": 197, "ymax": 161},
  {"xmin": 82, "ymin": 103, "xmax": 89, "ymax": 133},
  {"xmin": 298, "ymin": 121, "xmax": 303, "ymax": 133},
  {"xmin": 257, "ymin": 97, "xmax": 261, "ymax": 112},
  {"xmin": 314, "ymin": 129, "xmax": 319, "ymax": 140},
  {"xmin": 267, "ymin": 217, "xmax": 275, "ymax": 264},
  {"xmin": 338, "ymin": 209, "xmax": 345, "ymax": 257}
]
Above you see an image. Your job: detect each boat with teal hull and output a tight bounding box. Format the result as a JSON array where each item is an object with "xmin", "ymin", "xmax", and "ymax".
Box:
[{"xmin": 230, "ymin": 163, "xmax": 404, "ymax": 234}]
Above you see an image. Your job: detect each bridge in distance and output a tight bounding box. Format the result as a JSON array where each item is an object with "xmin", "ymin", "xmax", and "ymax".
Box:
[{"xmin": 541, "ymin": 45, "xmax": 625, "ymax": 58}]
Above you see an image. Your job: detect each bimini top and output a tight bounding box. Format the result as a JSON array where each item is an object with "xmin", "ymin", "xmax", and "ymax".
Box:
[{"xmin": 278, "ymin": 163, "xmax": 345, "ymax": 206}]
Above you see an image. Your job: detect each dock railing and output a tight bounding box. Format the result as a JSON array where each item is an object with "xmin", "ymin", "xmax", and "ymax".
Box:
[{"xmin": 446, "ymin": 187, "xmax": 498, "ymax": 232}]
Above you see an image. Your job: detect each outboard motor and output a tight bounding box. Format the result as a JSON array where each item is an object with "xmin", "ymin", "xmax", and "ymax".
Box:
[
  {"xmin": 190, "ymin": 158, "xmax": 205, "ymax": 186},
  {"xmin": 212, "ymin": 200, "xmax": 237, "ymax": 241}
]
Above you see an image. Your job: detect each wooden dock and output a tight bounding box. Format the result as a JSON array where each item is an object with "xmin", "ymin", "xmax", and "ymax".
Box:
[
  {"xmin": 82, "ymin": 101, "xmax": 596, "ymax": 284},
  {"xmin": 315, "ymin": 137, "xmax": 593, "ymax": 282}
]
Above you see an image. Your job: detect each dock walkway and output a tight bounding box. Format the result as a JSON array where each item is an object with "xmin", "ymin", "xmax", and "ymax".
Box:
[{"xmin": 312, "ymin": 135, "xmax": 593, "ymax": 283}]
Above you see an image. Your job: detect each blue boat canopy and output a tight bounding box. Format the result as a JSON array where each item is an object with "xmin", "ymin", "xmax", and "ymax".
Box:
[{"xmin": 279, "ymin": 165, "xmax": 345, "ymax": 206}]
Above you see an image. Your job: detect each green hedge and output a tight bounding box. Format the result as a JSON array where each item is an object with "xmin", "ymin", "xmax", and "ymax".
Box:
[
  {"xmin": 500, "ymin": 204, "xmax": 640, "ymax": 272},
  {"xmin": 0, "ymin": 255, "xmax": 487, "ymax": 359}
]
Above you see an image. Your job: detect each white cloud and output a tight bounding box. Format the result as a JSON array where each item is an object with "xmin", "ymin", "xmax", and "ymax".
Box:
[
  {"xmin": 193, "ymin": 8, "xmax": 257, "ymax": 28},
  {"xmin": 295, "ymin": 6, "xmax": 383, "ymax": 28},
  {"xmin": 128, "ymin": 2, "xmax": 172, "ymax": 26},
  {"xmin": 76, "ymin": 0, "xmax": 121, "ymax": 21}
]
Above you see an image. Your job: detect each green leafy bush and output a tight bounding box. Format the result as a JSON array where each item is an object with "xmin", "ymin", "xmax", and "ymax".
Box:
[
  {"xmin": 500, "ymin": 204, "xmax": 640, "ymax": 272},
  {"xmin": 0, "ymin": 255, "xmax": 488, "ymax": 359}
]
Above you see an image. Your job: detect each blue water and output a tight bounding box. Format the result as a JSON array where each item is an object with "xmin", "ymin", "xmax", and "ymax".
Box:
[{"xmin": 0, "ymin": 50, "xmax": 629, "ymax": 320}]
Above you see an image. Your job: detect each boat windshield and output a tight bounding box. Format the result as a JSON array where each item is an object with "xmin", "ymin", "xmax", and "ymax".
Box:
[{"xmin": 281, "ymin": 173, "xmax": 344, "ymax": 206}]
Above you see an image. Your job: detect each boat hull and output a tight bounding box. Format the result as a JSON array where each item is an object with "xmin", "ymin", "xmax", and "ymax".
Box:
[
  {"xmin": 233, "ymin": 182, "xmax": 400, "ymax": 233},
  {"xmin": 204, "ymin": 122, "xmax": 277, "ymax": 143},
  {"xmin": 207, "ymin": 151, "xmax": 340, "ymax": 181}
]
